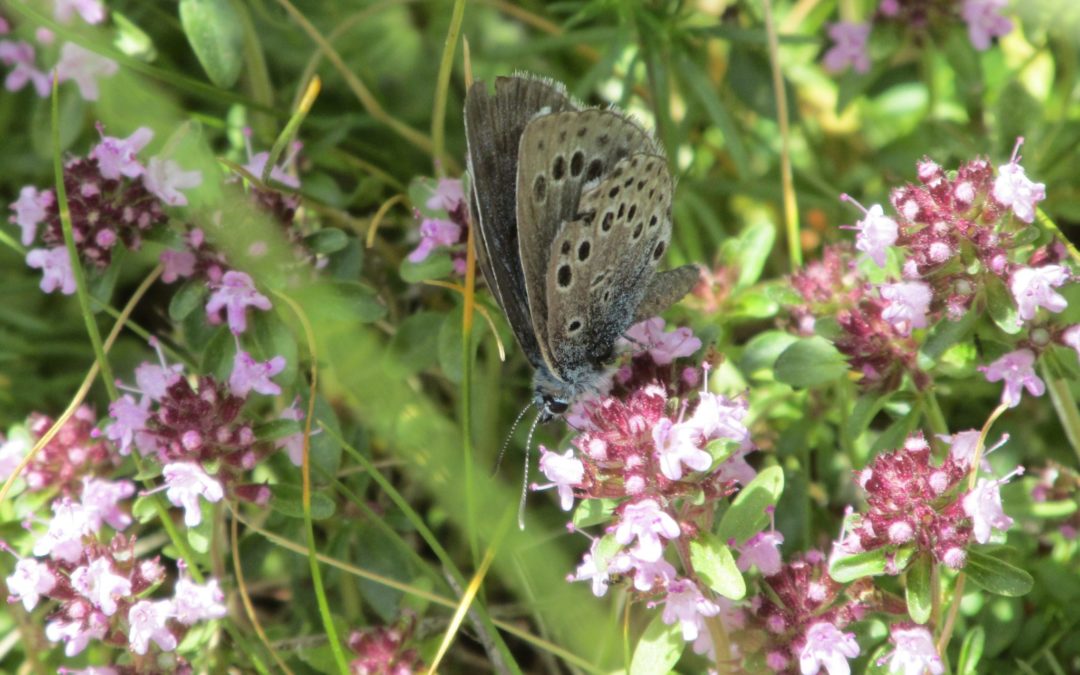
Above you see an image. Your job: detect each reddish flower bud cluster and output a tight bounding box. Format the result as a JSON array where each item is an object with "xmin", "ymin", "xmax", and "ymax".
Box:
[
  {"xmin": 347, "ymin": 615, "xmax": 426, "ymax": 675},
  {"xmin": 21, "ymin": 405, "xmax": 115, "ymax": 492}
]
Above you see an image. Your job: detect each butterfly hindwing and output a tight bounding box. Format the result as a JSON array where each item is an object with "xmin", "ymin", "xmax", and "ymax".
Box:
[
  {"xmin": 463, "ymin": 76, "xmax": 576, "ymax": 368},
  {"xmin": 544, "ymin": 152, "xmax": 675, "ymax": 378}
]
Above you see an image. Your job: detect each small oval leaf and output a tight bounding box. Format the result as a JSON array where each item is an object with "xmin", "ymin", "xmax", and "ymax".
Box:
[
  {"xmin": 179, "ymin": 0, "xmax": 244, "ymax": 88},
  {"xmin": 690, "ymin": 533, "xmax": 746, "ymax": 600},
  {"xmin": 774, "ymin": 336, "xmax": 849, "ymax": 388},
  {"xmin": 717, "ymin": 466, "xmax": 784, "ymax": 544},
  {"xmin": 905, "ymin": 553, "xmax": 932, "ymax": 624},
  {"xmin": 630, "ymin": 612, "xmax": 684, "ymax": 675},
  {"xmin": 964, "ymin": 548, "xmax": 1034, "ymax": 597}
]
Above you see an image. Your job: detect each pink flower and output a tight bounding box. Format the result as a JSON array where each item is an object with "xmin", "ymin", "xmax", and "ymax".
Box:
[
  {"xmin": 963, "ymin": 473, "xmax": 1019, "ymax": 544},
  {"xmin": 143, "ymin": 156, "xmax": 202, "ymax": 206},
  {"xmin": 128, "ymin": 599, "xmax": 178, "ymax": 654},
  {"xmin": 1063, "ymin": 325, "xmax": 1080, "ymax": 362},
  {"xmin": 879, "ymin": 281, "xmax": 932, "ymax": 335},
  {"xmin": 0, "ymin": 433, "xmax": 28, "ymax": 481},
  {"xmin": 228, "ymin": 350, "xmax": 286, "ymax": 397},
  {"xmin": 652, "ymin": 417, "xmax": 712, "ymax": 481},
  {"xmin": 938, "ymin": 429, "xmax": 1006, "ymax": 472},
  {"xmin": 883, "ymin": 625, "xmax": 944, "ymax": 675},
  {"xmin": 535, "ymin": 446, "xmax": 584, "ymax": 511},
  {"xmin": 687, "ymin": 392, "xmax": 750, "ymax": 444},
  {"xmin": 70, "ymin": 557, "xmax": 132, "ymax": 616},
  {"xmin": 6, "ymin": 557, "xmax": 57, "ymax": 610},
  {"xmin": 9, "ymin": 185, "xmax": 53, "ymax": 245},
  {"xmin": 408, "ymin": 217, "xmax": 461, "ymax": 263},
  {"xmin": 172, "ymin": 577, "xmax": 227, "ymax": 624},
  {"xmin": 105, "ymin": 394, "xmax": 150, "ymax": 456},
  {"xmin": 162, "ymin": 462, "xmax": 224, "ymax": 527},
  {"xmin": 961, "ymin": 0, "xmax": 1014, "ymax": 51},
  {"xmin": 89, "ymin": 125, "xmax": 153, "ymax": 180},
  {"xmin": 823, "ymin": 22, "xmax": 871, "ymax": 74},
  {"xmin": 205, "ymin": 271, "xmax": 272, "ymax": 334},
  {"xmin": 426, "ymin": 178, "xmax": 464, "ymax": 212},
  {"xmin": 622, "ymin": 317, "xmax": 702, "ymax": 365},
  {"xmin": 159, "ymin": 248, "xmax": 197, "ymax": 283},
  {"xmin": 134, "ymin": 349, "xmax": 184, "ymax": 401},
  {"xmin": 241, "ymin": 128, "xmax": 301, "ymax": 188},
  {"xmin": 0, "ymin": 40, "xmax": 49, "ymax": 96},
  {"xmin": 737, "ymin": 530, "xmax": 785, "ymax": 576},
  {"xmin": 33, "ymin": 499, "xmax": 94, "ymax": 562},
  {"xmin": 842, "ymin": 196, "xmax": 898, "ymax": 268},
  {"xmin": 46, "ymin": 610, "xmax": 109, "ymax": 657},
  {"xmin": 992, "ymin": 141, "xmax": 1045, "ymax": 223},
  {"xmin": 798, "ymin": 621, "xmax": 861, "ymax": 675},
  {"xmin": 80, "ymin": 477, "xmax": 135, "ymax": 530},
  {"xmin": 54, "ymin": 0, "xmax": 106, "ymax": 24},
  {"xmin": 1010, "ymin": 265, "xmax": 1069, "ymax": 323},
  {"xmin": 55, "ymin": 43, "xmax": 117, "ymax": 101},
  {"xmin": 629, "ymin": 556, "xmax": 678, "ymax": 592},
  {"xmin": 26, "ymin": 247, "xmax": 77, "ymax": 295},
  {"xmin": 659, "ymin": 579, "xmax": 721, "ymax": 642},
  {"xmin": 570, "ymin": 538, "xmax": 629, "ymax": 597},
  {"xmin": 614, "ymin": 499, "xmax": 681, "ymax": 563},
  {"xmin": 276, "ymin": 402, "xmax": 306, "ymax": 466},
  {"xmin": 979, "ymin": 349, "xmax": 1045, "ymax": 408}
]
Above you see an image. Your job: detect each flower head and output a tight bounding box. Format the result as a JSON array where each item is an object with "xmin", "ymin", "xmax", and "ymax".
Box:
[
  {"xmin": 613, "ymin": 498, "xmax": 681, "ymax": 563},
  {"xmin": 535, "ymin": 446, "xmax": 584, "ymax": 511},
  {"xmin": 9, "ymin": 185, "xmax": 53, "ymax": 245},
  {"xmin": 621, "ymin": 318, "xmax": 702, "ymax": 365},
  {"xmin": 70, "ymin": 557, "xmax": 132, "ymax": 616},
  {"xmin": 1010, "ymin": 265, "xmax": 1069, "ymax": 323},
  {"xmin": 879, "ymin": 281, "xmax": 932, "ymax": 335},
  {"xmin": 89, "ymin": 125, "xmax": 153, "ymax": 180},
  {"xmin": 162, "ymin": 462, "xmax": 225, "ymax": 527},
  {"xmin": 55, "ymin": 43, "xmax": 117, "ymax": 101},
  {"xmin": 143, "ymin": 156, "xmax": 202, "ymax": 206},
  {"xmin": 80, "ymin": 477, "xmax": 135, "ymax": 530},
  {"xmin": 992, "ymin": 139, "xmax": 1045, "ymax": 223},
  {"xmin": 842, "ymin": 196, "xmax": 898, "ymax": 268},
  {"xmin": 228, "ymin": 350, "xmax": 286, "ymax": 397},
  {"xmin": 961, "ymin": 0, "xmax": 1014, "ymax": 51},
  {"xmin": 6, "ymin": 557, "xmax": 57, "ymax": 610},
  {"xmin": 737, "ymin": 529, "xmax": 785, "ymax": 577},
  {"xmin": 659, "ymin": 579, "xmax": 720, "ymax": 642},
  {"xmin": 54, "ymin": 0, "xmax": 106, "ymax": 24},
  {"xmin": 882, "ymin": 625, "xmax": 944, "ymax": 675},
  {"xmin": 26, "ymin": 247, "xmax": 76, "ymax": 295},
  {"xmin": 963, "ymin": 471, "xmax": 1021, "ymax": 544},
  {"xmin": 979, "ymin": 349, "xmax": 1045, "ymax": 408},
  {"xmin": 0, "ymin": 40, "xmax": 50, "ymax": 96},
  {"xmin": 652, "ymin": 417, "xmax": 712, "ymax": 481},
  {"xmin": 128, "ymin": 599, "xmax": 177, "ymax": 655},
  {"xmin": 205, "ymin": 271, "xmax": 272, "ymax": 334},
  {"xmin": 823, "ymin": 22, "xmax": 871, "ymax": 74},
  {"xmin": 798, "ymin": 622, "xmax": 861, "ymax": 675},
  {"xmin": 172, "ymin": 577, "xmax": 227, "ymax": 625},
  {"xmin": 408, "ymin": 217, "xmax": 462, "ymax": 263}
]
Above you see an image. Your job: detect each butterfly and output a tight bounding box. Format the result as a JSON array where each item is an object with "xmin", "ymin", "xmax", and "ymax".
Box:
[{"xmin": 464, "ymin": 74, "xmax": 699, "ymax": 426}]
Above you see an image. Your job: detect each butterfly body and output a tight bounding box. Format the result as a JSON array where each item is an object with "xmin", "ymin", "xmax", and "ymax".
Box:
[{"xmin": 464, "ymin": 75, "xmax": 699, "ymax": 421}]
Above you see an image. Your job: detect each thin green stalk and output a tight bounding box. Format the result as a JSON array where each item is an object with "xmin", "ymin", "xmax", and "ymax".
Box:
[
  {"xmin": 263, "ymin": 77, "xmax": 320, "ymax": 186},
  {"xmin": 762, "ymin": 0, "xmax": 802, "ymax": 270},
  {"xmin": 0, "ymin": 229, "xmax": 26, "ymax": 256},
  {"xmin": 274, "ymin": 291, "xmax": 351, "ymax": 675},
  {"xmin": 923, "ymin": 389, "xmax": 950, "ymax": 437},
  {"xmin": 1042, "ymin": 365, "xmax": 1080, "ymax": 464},
  {"xmin": 432, "ymin": 0, "xmax": 467, "ymax": 175},
  {"xmin": 51, "ymin": 75, "xmax": 118, "ymax": 403}
]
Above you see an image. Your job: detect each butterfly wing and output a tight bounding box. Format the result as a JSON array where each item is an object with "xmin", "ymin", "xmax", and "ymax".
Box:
[
  {"xmin": 632, "ymin": 264, "xmax": 701, "ymax": 324},
  {"xmin": 515, "ymin": 109, "xmax": 658, "ymax": 371},
  {"xmin": 544, "ymin": 153, "xmax": 678, "ymax": 379},
  {"xmin": 463, "ymin": 76, "xmax": 576, "ymax": 368}
]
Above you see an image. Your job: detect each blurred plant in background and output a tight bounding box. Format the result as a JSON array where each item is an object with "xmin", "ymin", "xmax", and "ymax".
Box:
[{"xmin": 0, "ymin": 0, "xmax": 1078, "ymax": 673}]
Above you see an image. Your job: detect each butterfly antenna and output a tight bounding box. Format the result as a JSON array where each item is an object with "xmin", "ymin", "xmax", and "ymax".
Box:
[
  {"xmin": 492, "ymin": 402, "xmax": 534, "ymax": 477},
  {"xmin": 518, "ymin": 409, "xmax": 542, "ymax": 530}
]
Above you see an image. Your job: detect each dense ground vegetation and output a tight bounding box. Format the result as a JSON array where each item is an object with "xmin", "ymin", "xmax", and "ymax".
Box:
[{"xmin": 1, "ymin": 0, "xmax": 1079, "ymax": 673}]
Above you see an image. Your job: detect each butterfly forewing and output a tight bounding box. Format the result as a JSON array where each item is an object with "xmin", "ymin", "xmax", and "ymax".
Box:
[
  {"xmin": 515, "ymin": 109, "xmax": 658, "ymax": 371},
  {"xmin": 544, "ymin": 152, "xmax": 675, "ymax": 377},
  {"xmin": 464, "ymin": 76, "xmax": 577, "ymax": 368}
]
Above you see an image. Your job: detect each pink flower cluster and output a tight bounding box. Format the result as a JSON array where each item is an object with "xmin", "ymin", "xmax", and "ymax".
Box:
[
  {"xmin": 10, "ymin": 124, "xmax": 202, "ymax": 295},
  {"xmin": 407, "ymin": 178, "xmax": 470, "ymax": 275},
  {"xmin": 1, "ymin": 1, "xmax": 117, "ymax": 101},
  {"xmin": 0, "ymin": 405, "xmax": 115, "ymax": 492},
  {"xmin": 5, "ymin": 474, "xmax": 225, "ymax": 662},
  {"xmin": 105, "ymin": 339, "xmax": 294, "ymax": 525},
  {"xmin": 833, "ymin": 431, "xmax": 1020, "ymax": 572},
  {"xmin": 823, "ymin": 0, "xmax": 1015, "ymax": 75},
  {"xmin": 533, "ymin": 320, "xmax": 758, "ymax": 656},
  {"xmin": 347, "ymin": 614, "xmax": 426, "ymax": 675}
]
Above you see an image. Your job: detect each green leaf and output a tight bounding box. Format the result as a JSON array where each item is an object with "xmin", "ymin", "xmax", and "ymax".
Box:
[
  {"xmin": 829, "ymin": 548, "xmax": 889, "ymax": 583},
  {"xmin": 629, "ymin": 611, "xmax": 685, "ymax": 675},
  {"xmin": 957, "ymin": 625, "xmax": 986, "ymax": 675},
  {"xmin": 984, "ymin": 274, "xmax": 1022, "ymax": 335},
  {"xmin": 690, "ymin": 533, "xmax": 745, "ymax": 600},
  {"xmin": 436, "ymin": 306, "xmax": 483, "ymax": 384},
  {"xmin": 921, "ymin": 309, "xmax": 977, "ymax": 360},
  {"xmin": 304, "ymin": 228, "xmax": 350, "ymax": 255},
  {"xmin": 845, "ymin": 393, "xmax": 889, "ymax": 444},
  {"xmin": 733, "ymin": 221, "xmax": 776, "ymax": 289},
  {"xmin": 251, "ymin": 309, "xmax": 299, "ymax": 387},
  {"xmin": 202, "ymin": 326, "xmax": 237, "ymax": 382},
  {"xmin": 870, "ymin": 406, "xmax": 921, "ymax": 454},
  {"xmin": 179, "ymin": 0, "xmax": 244, "ymax": 88},
  {"xmin": 309, "ymin": 281, "xmax": 386, "ymax": 323},
  {"xmin": 400, "ymin": 252, "xmax": 455, "ymax": 283},
  {"xmin": 389, "ymin": 311, "xmax": 443, "ymax": 374},
  {"xmin": 168, "ymin": 280, "xmax": 207, "ymax": 322},
  {"xmin": 573, "ymin": 499, "xmax": 618, "ymax": 528},
  {"xmin": 186, "ymin": 508, "xmax": 214, "ymax": 554},
  {"xmin": 254, "ymin": 419, "xmax": 302, "ymax": 442},
  {"xmin": 774, "ymin": 337, "xmax": 848, "ymax": 388},
  {"xmin": 269, "ymin": 484, "xmax": 337, "ymax": 520},
  {"xmin": 905, "ymin": 553, "xmax": 933, "ymax": 624},
  {"xmin": 717, "ymin": 466, "xmax": 784, "ymax": 544},
  {"xmin": 676, "ymin": 53, "xmax": 749, "ymax": 178},
  {"xmin": 737, "ymin": 330, "xmax": 798, "ymax": 378},
  {"xmin": 964, "ymin": 548, "xmax": 1034, "ymax": 597}
]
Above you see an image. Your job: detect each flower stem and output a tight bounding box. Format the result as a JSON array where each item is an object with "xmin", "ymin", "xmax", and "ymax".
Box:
[
  {"xmin": 51, "ymin": 74, "xmax": 118, "ymax": 403},
  {"xmin": 968, "ymin": 403, "xmax": 1008, "ymax": 490},
  {"xmin": 762, "ymin": 0, "xmax": 802, "ymax": 270},
  {"xmin": 922, "ymin": 388, "xmax": 950, "ymax": 437},
  {"xmin": 273, "ymin": 290, "xmax": 351, "ymax": 675},
  {"xmin": 1042, "ymin": 364, "xmax": 1080, "ymax": 465},
  {"xmin": 431, "ymin": 0, "xmax": 467, "ymax": 176},
  {"xmin": 936, "ymin": 573, "xmax": 965, "ymax": 654}
]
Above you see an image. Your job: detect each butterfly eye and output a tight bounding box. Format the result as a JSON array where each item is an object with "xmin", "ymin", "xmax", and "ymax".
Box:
[{"xmin": 546, "ymin": 399, "xmax": 569, "ymax": 415}]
